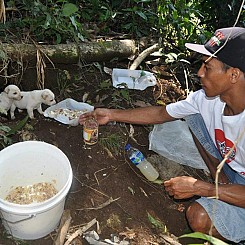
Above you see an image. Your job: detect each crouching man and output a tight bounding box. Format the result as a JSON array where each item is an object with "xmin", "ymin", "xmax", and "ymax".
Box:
[{"xmin": 80, "ymin": 27, "xmax": 245, "ymax": 243}]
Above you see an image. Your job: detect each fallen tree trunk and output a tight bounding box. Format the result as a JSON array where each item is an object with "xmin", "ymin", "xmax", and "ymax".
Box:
[{"xmin": 0, "ymin": 39, "xmax": 136, "ymax": 64}]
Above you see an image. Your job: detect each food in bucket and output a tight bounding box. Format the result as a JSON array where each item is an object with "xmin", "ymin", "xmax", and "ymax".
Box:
[
  {"xmin": 5, "ymin": 182, "xmax": 58, "ymax": 205},
  {"xmin": 48, "ymin": 108, "xmax": 88, "ymax": 120}
]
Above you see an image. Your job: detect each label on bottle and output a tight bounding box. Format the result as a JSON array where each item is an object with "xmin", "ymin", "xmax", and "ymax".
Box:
[
  {"xmin": 130, "ymin": 151, "xmax": 144, "ymax": 165},
  {"xmin": 83, "ymin": 118, "xmax": 98, "ymax": 145}
]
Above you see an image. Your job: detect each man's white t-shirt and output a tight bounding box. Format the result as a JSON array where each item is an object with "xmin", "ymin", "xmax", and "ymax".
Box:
[{"xmin": 166, "ymin": 89, "xmax": 245, "ymax": 175}]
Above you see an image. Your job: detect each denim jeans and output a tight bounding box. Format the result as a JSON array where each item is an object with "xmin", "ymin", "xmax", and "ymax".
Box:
[{"xmin": 184, "ymin": 114, "xmax": 223, "ymax": 161}]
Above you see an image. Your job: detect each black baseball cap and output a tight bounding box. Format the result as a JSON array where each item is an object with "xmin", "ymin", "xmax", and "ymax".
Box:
[{"xmin": 185, "ymin": 27, "xmax": 245, "ymax": 72}]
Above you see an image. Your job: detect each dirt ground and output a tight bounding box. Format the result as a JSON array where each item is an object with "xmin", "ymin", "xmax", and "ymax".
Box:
[{"xmin": 0, "ymin": 62, "xmax": 207, "ymax": 245}]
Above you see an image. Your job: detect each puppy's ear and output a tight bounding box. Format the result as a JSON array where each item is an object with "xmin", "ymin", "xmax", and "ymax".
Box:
[
  {"xmin": 4, "ymin": 86, "xmax": 10, "ymax": 94},
  {"xmin": 41, "ymin": 90, "xmax": 49, "ymax": 100}
]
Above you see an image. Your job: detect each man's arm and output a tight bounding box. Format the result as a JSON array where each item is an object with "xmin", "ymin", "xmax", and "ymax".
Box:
[
  {"xmin": 80, "ymin": 105, "xmax": 176, "ymax": 125},
  {"xmin": 164, "ymin": 176, "xmax": 245, "ymax": 208},
  {"xmin": 108, "ymin": 106, "xmax": 175, "ymax": 124}
]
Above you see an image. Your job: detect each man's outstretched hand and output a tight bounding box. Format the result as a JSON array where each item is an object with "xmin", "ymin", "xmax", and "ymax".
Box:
[{"xmin": 79, "ymin": 108, "xmax": 111, "ymax": 125}]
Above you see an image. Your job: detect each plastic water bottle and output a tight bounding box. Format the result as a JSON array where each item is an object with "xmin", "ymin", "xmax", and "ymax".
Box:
[{"xmin": 125, "ymin": 144, "xmax": 159, "ymax": 181}]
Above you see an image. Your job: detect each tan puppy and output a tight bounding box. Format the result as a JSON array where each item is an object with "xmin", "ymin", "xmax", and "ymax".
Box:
[
  {"xmin": 0, "ymin": 85, "xmax": 22, "ymax": 114},
  {"xmin": 10, "ymin": 89, "xmax": 56, "ymax": 119}
]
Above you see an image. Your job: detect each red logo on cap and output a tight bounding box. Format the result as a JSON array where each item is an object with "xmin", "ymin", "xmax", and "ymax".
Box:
[
  {"xmin": 216, "ymin": 31, "xmax": 225, "ymax": 40},
  {"xmin": 209, "ymin": 31, "xmax": 225, "ymax": 47}
]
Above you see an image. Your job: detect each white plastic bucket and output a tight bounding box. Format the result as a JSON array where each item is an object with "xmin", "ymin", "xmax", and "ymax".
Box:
[{"xmin": 0, "ymin": 141, "xmax": 73, "ymax": 240}]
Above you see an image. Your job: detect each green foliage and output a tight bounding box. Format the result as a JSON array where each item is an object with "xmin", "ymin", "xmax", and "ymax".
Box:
[
  {"xmin": 0, "ymin": 116, "xmax": 28, "ymax": 149},
  {"xmin": 96, "ymin": 79, "xmax": 132, "ymax": 109},
  {"xmin": 56, "ymin": 69, "xmax": 72, "ymax": 98},
  {"xmin": 99, "ymin": 133, "xmax": 124, "ymax": 156},
  {"xmin": 197, "ymin": 0, "xmax": 245, "ymax": 32},
  {"xmin": 115, "ymin": 1, "xmax": 158, "ymax": 37},
  {"xmin": 2, "ymin": 0, "xmax": 159, "ymax": 42},
  {"xmin": 157, "ymin": 0, "xmax": 210, "ymax": 49},
  {"xmin": 179, "ymin": 232, "xmax": 229, "ymax": 245},
  {"xmin": 1, "ymin": 0, "xmax": 244, "ymax": 48},
  {"xmin": 4, "ymin": 0, "xmax": 85, "ymax": 44},
  {"xmin": 83, "ymin": 0, "xmax": 158, "ymax": 37}
]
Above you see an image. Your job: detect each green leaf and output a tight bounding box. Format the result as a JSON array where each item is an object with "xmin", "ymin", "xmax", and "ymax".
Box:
[
  {"xmin": 152, "ymin": 179, "xmax": 163, "ymax": 185},
  {"xmin": 99, "ymin": 79, "xmax": 111, "ymax": 89},
  {"xmin": 56, "ymin": 33, "xmax": 62, "ymax": 44},
  {"xmin": 140, "ymin": 70, "xmax": 146, "ymax": 77},
  {"xmin": 179, "ymin": 232, "xmax": 229, "ymax": 245},
  {"xmin": 93, "ymin": 62, "xmax": 103, "ymax": 74},
  {"xmin": 136, "ymin": 11, "xmax": 147, "ymax": 20},
  {"xmin": 43, "ymin": 13, "xmax": 52, "ymax": 29},
  {"xmin": 69, "ymin": 16, "xmax": 78, "ymax": 30},
  {"xmin": 3, "ymin": 135, "xmax": 12, "ymax": 145},
  {"xmin": 0, "ymin": 50, "xmax": 7, "ymax": 60},
  {"xmin": 0, "ymin": 125, "xmax": 11, "ymax": 133},
  {"xmin": 6, "ymin": 116, "xmax": 29, "ymax": 136},
  {"xmin": 62, "ymin": 3, "xmax": 78, "ymax": 17},
  {"xmin": 147, "ymin": 212, "xmax": 168, "ymax": 232},
  {"xmin": 123, "ymin": 23, "xmax": 133, "ymax": 30},
  {"xmin": 77, "ymin": 33, "xmax": 85, "ymax": 42},
  {"xmin": 120, "ymin": 89, "xmax": 129, "ymax": 100}
]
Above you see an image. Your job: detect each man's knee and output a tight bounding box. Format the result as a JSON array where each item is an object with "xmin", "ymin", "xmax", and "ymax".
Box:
[{"xmin": 186, "ymin": 201, "xmax": 211, "ymax": 233}]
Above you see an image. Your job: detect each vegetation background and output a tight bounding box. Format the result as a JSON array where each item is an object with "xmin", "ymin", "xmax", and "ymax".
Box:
[
  {"xmin": 1, "ymin": 0, "xmax": 244, "ymax": 47},
  {"xmin": 0, "ymin": 0, "xmax": 244, "ymax": 92}
]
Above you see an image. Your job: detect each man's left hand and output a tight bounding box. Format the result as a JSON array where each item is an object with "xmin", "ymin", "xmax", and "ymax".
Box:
[{"xmin": 164, "ymin": 176, "xmax": 198, "ymax": 199}]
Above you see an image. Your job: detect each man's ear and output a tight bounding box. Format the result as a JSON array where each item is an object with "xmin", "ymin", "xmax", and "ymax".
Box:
[{"xmin": 229, "ymin": 68, "xmax": 241, "ymax": 83}]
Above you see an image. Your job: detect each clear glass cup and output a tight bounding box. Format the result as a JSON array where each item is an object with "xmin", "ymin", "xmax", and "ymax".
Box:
[{"xmin": 83, "ymin": 118, "xmax": 98, "ymax": 145}]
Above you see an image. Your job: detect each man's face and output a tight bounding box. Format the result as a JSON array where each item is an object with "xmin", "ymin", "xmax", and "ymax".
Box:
[{"xmin": 197, "ymin": 56, "xmax": 230, "ymax": 98}]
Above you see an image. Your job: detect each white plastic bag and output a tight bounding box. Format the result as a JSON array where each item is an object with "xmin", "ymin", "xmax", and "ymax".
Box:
[{"xmin": 149, "ymin": 120, "xmax": 208, "ymax": 171}]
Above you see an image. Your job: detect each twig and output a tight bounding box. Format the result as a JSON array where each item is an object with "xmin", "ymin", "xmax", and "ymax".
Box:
[
  {"xmin": 66, "ymin": 223, "xmax": 91, "ymax": 234},
  {"xmin": 180, "ymin": 62, "xmax": 190, "ymax": 96},
  {"xmin": 64, "ymin": 218, "xmax": 97, "ymax": 245},
  {"xmin": 36, "ymin": 49, "xmax": 46, "ymax": 89},
  {"xmin": 0, "ymin": 61, "xmax": 9, "ymax": 73},
  {"xmin": 140, "ymin": 187, "xmax": 148, "ymax": 197},
  {"xmin": 94, "ymin": 167, "xmax": 108, "ymax": 186},
  {"xmin": 159, "ymin": 234, "xmax": 182, "ymax": 245},
  {"xmin": 76, "ymin": 197, "xmax": 120, "ymax": 211},
  {"xmin": 53, "ymin": 210, "xmax": 72, "ymax": 245},
  {"xmin": 31, "ymin": 39, "xmax": 55, "ymax": 89},
  {"xmin": 103, "ymin": 146, "xmax": 116, "ymax": 159},
  {"xmin": 153, "ymin": 79, "xmax": 164, "ymax": 101},
  {"xmin": 74, "ymin": 175, "xmax": 109, "ymax": 198},
  {"xmin": 0, "ymin": 0, "xmax": 6, "ymax": 23},
  {"xmin": 0, "ymin": 73, "xmax": 20, "ymax": 78}
]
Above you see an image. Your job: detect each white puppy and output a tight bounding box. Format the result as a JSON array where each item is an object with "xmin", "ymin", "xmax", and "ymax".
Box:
[
  {"xmin": 0, "ymin": 85, "xmax": 22, "ymax": 114},
  {"xmin": 10, "ymin": 89, "xmax": 56, "ymax": 119}
]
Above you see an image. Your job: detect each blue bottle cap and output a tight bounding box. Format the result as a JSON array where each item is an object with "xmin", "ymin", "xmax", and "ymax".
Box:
[{"xmin": 125, "ymin": 143, "xmax": 131, "ymax": 151}]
